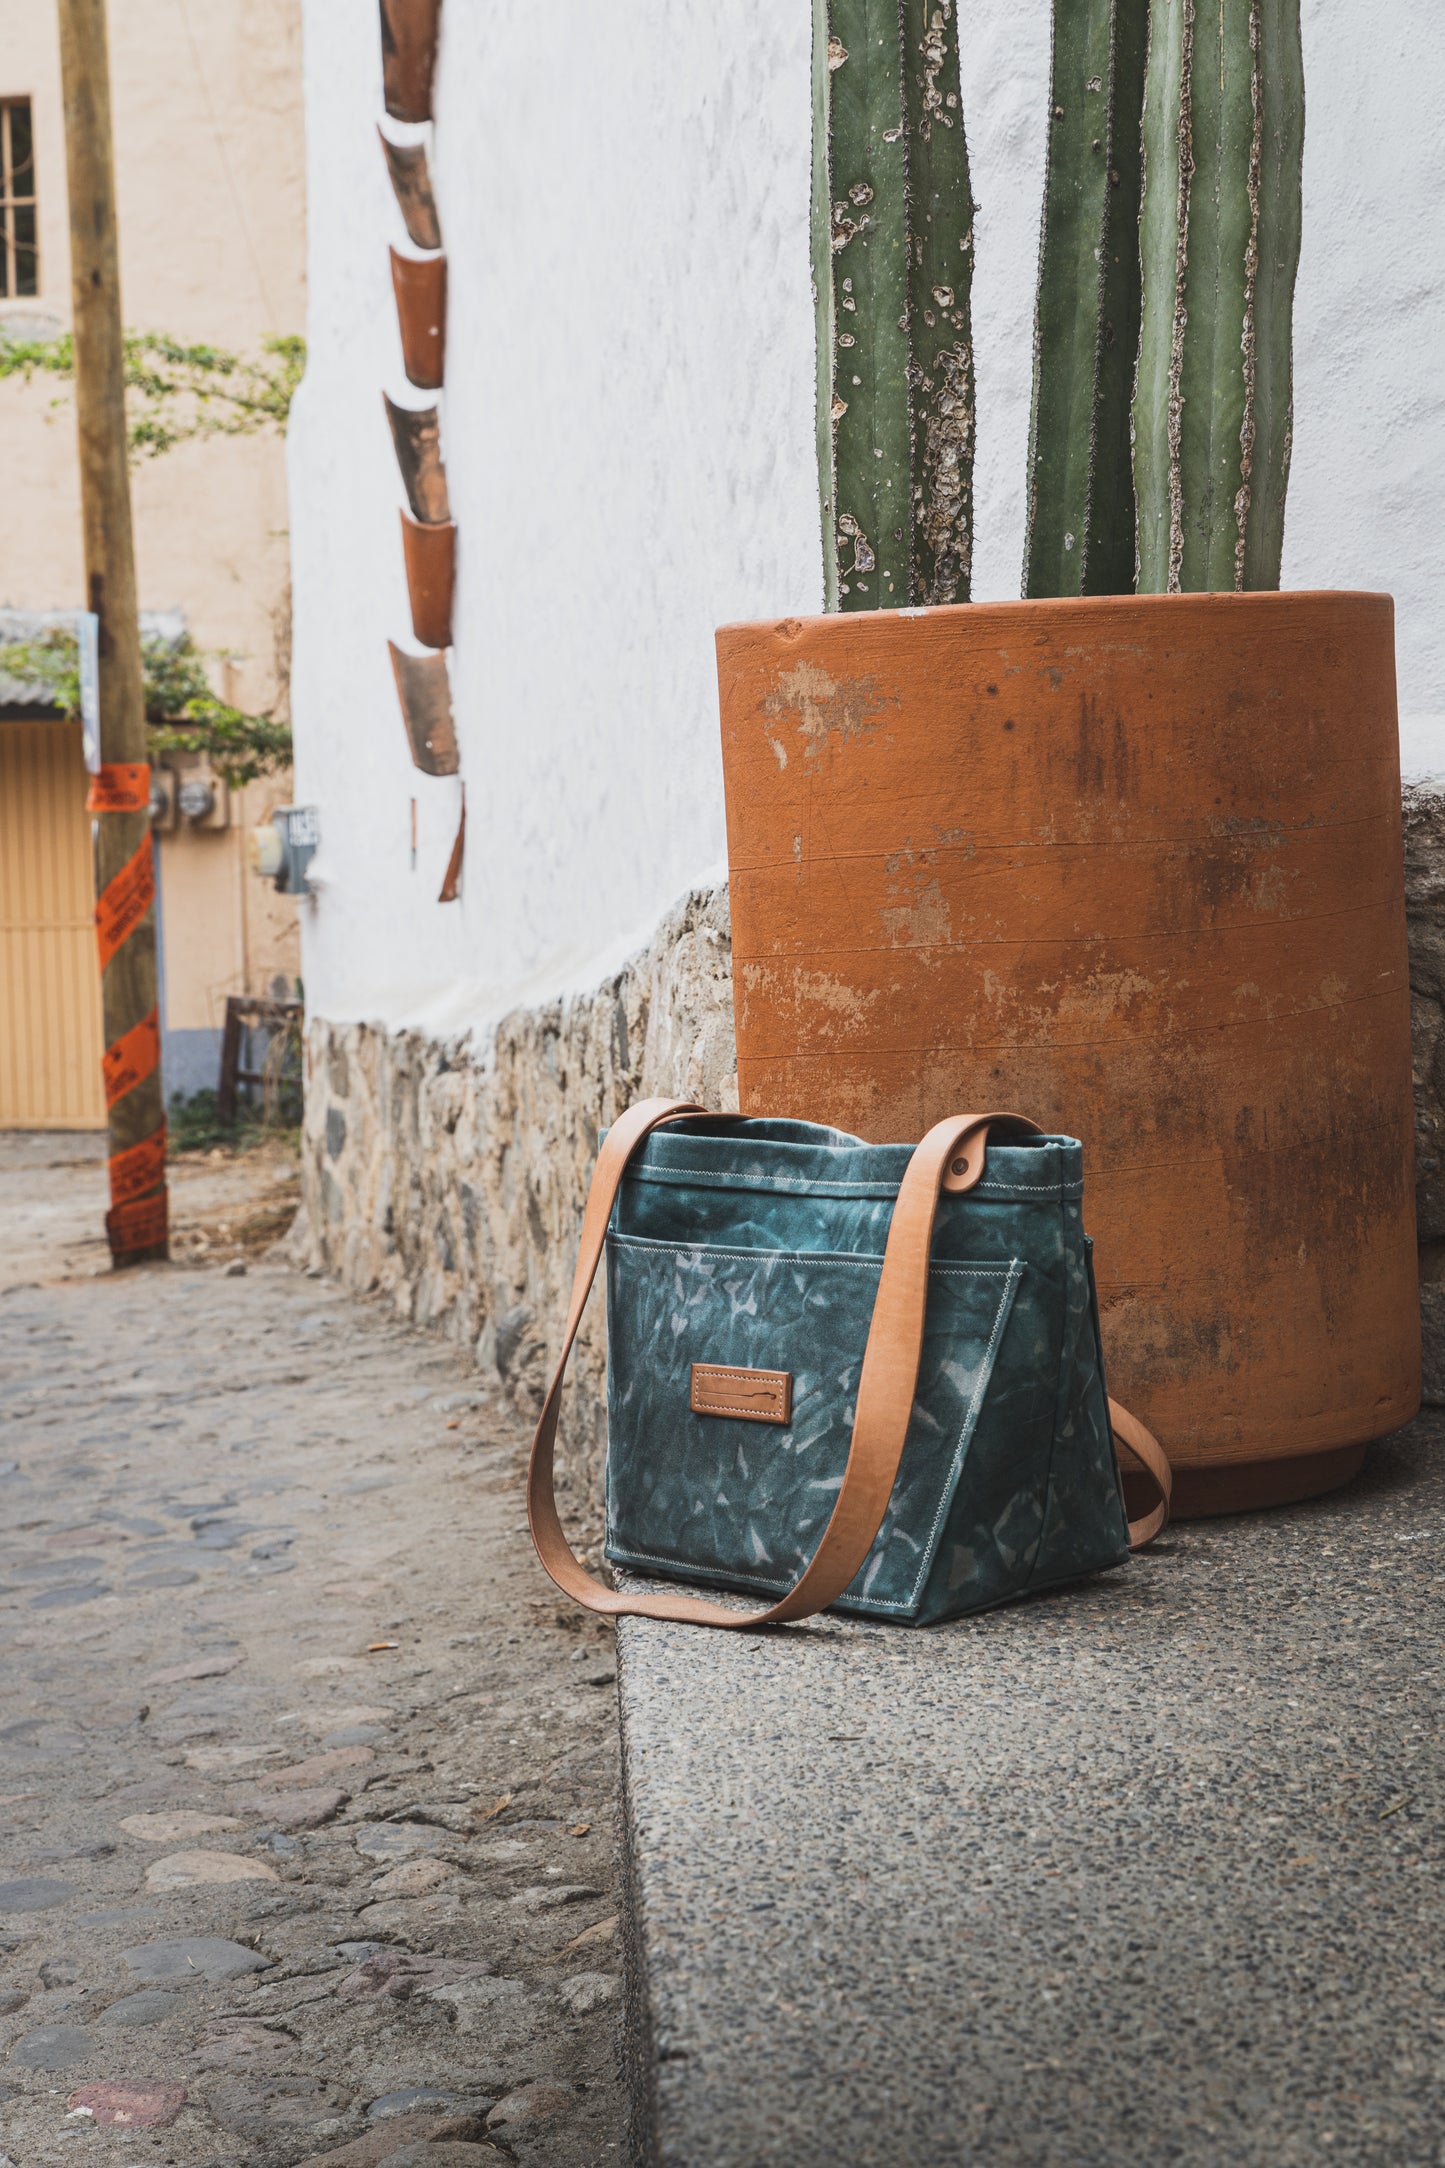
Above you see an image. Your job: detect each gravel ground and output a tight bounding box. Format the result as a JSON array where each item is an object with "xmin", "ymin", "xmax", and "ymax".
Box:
[
  {"xmin": 619, "ymin": 1424, "xmax": 1444, "ymax": 2166},
  {"xmin": 0, "ymin": 1137, "xmax": 625, "ymax": 2167}
]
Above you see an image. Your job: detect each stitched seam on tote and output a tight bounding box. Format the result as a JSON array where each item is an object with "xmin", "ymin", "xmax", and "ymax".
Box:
[
  {"xmin": 609, "ymin": 1235, "xmax": 1015, "ymax": 1276},
  {"xmin": 693, "ymin": 1367, "xmax": 791, "ymax": 1384},
  {"xmin": 900, "ymin": 1257, "xmax": 1024, "ymax": 1607},
  {"xmin": 626, "ymin": 1163, "xmax": 1073, "ymax": 1200},
  {"xmin": 691, "ymin": 1397, "xmax": 788, "ymax": 1418}
]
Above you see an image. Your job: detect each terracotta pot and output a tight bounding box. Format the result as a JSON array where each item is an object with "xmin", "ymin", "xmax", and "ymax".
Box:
[
  {"xmin": 715, "ymin": 592, "xmax": 1419, "ymax": 1515},
  {"xmin": 390, "ymin": 248, "xmax": 446, "ymax": 390},
  {"xmin": 379, "ymin": 0, "xmax": 441, "ymax": 124},
  {"xmin": 399, "ymin": 509, "xmax": 454, "ymax": 648}
]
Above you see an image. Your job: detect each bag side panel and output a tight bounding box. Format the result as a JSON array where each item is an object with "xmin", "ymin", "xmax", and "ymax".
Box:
[
  {"xmin": 914, "ymin": 1177, "xmax": 1074, "ymax": 1622},
  {"xmin": 1022, "ymin": 1216, "xmax": 1132, "ymax": 1594}
]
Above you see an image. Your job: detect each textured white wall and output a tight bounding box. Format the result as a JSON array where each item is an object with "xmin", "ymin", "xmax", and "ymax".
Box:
[{"xmin": 290, "ymin": 0, "xmax": 1445, "ymax": 1032}]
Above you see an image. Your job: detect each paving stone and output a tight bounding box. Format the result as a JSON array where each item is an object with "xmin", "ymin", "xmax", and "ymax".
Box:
[
  {"xmin": 352, "ymin": 1822, "xmax": 444, "ymax": 1862},
  {"xmin": 375, "ymin": 2146, "xmax": 504, "ymax": 2167},
  {"xmin": 122, "ymin": 1936, "xmax": 271, "ymax": 1983},
  {"xmin": 261, "ymin": 1745, "xmax": 376, "ymax": 1788},
  {"xmin": 553, "ymin": 1915, "xmax": 618, "ymax": 1959},
  {"xmin": 7, "ymin": 2023, "xmax": 92, "ymax": 2070},
  {"xmin": 119, "ymin": 1812, "xmax": 244, "ymax": 1842},
  {"xmin": 369, "ymin": 1858, "xmax": 454, "ymax": 1899},
  {"xmin": 189, "ymin": 2019, "xmax": 298, "ymax": 2070},
  {"xmin": 38, "ymin": 1957, "xmax": 81, "ymax": 1987},
  {"xmin": 144, "ymin": 1655, "xmax": 245, "ymax": 1687},
  {"xmin": 0, "ymin": 1992, "xmax": 28, "ymax": 2015},
  {"xmin": 0, "ymin": 1877, "xmax": 72, "ymax": 1913},
  {"xmin": 30, "ymin": 1582, "xmax": 110, "ymax": 1608},
  {"xmin": 183, "ymin": 1743, "xmax": 284, "ymax": 1773},
  {"xmin": 556, "ymin": 1971, "xmax": 618, "ymax": 2015},
  {"xmin": 143, "ymin": 1848, "xmax": 280, "ymax": 1889},
  {"xmin": 486, "ymin": 2084, "xmax": 573, "ymax": 2130},
  {"xmin": 366, "ymin": 2090, "xmax": 463, "ymax": 2119},
  {"xmin": 292, "ymin": 2112, "xmax": 491, "ymax": 2167},
  {"xmin": 294, "ymin": 1703, "xmax": 394, "ymax": 1734},
  {"xmin": 96, "ymin": 1991, "xmax": 183, "ymax": 2027},
  {"xmin": 206, "ymin": 2074, "xmax": 346, "ymax": 2136},
  {"xmin": 67, "ymin": 2080, "xmax": 185, "ymax": 2129},
  {"xmin": 337, "ymin": 1952, "xmax": 493, "ymax": 2001}
]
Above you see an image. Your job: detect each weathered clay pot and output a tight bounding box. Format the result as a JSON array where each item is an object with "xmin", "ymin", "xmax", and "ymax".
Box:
[{"xmin": 715, "ymin": 592, "xmax": 1419, "ymax": 1515}]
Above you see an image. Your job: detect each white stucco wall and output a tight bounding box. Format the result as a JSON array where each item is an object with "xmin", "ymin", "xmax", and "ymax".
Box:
[{"xmin": 289, "ymin": 0, "xmax": 1445, "ymax": 1034}]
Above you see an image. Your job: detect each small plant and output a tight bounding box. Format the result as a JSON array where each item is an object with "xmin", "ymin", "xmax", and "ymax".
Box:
[
  {"xmin": 812, "ymin": 0, "xmax": 1304, "ymax": 604},
  {"xmin": 0, "ymin": 330, "xmax": 304, "ymax": 462},
  {"xmin": 0, "ymin": 626, "xmax": 291, "ymax": 788}
]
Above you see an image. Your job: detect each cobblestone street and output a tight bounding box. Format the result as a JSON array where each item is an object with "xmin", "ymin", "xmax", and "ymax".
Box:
[{"xmin": 0, "ymin": 1139, "xmax": 625, "ymax": 2167}]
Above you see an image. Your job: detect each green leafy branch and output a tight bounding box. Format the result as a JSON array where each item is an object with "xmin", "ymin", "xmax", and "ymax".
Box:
[
  {"xmin": 0, "ymin": 330, "xmax": 304, "ymax": 461},
  {"xmin": 0, "ymin": 627, "xmax": 292, "ymax": 789}
]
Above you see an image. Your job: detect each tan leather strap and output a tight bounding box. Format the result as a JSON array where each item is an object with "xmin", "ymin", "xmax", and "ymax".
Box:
[
  {"xmin": 1109, "ymin": 1397, "xmax": 1172, "ymax": 1547},
  {"xmin": 527, "ymin": 1099, "xmax": 1171, "ymax": 1629}
]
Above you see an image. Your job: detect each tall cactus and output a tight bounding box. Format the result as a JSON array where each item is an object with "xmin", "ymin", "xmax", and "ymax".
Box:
[
  {"xmin": 813, "ymin": 1, "xmax": 977, "ymax": 611},
  {"xmin": 1024, "ymin": 0, "xmax": 1148, "ymax": 598},
  {"xmin": 1133, "ymin": 0, "xmax": 1304, "ymax": 592}
]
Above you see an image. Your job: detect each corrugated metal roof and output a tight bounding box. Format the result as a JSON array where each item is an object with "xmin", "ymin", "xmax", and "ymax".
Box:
[{"xmin": 0, "ymin": 608, "xmax": 188, "ymax": 710}]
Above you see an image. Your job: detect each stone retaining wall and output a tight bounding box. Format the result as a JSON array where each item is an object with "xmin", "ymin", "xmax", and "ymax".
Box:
[
  {"xmin": 293, "ymin": 886, "xmax": 738, "ymax": 1520},
  {"xmin": 297, "ymin": 797, "xmax": 1445, "ymax": 1510}
]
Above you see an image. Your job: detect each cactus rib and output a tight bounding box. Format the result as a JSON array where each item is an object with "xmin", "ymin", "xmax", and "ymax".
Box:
[
  {"xmin": 1024, "ymin": 0, "xmax": 1147, "ymax": 599},
  {"xmin": 901, "ymin": 0, "xmax": 976, "ymax": 606},
  {"xmin": 1134, "ymin": 0, "xmax": 1303, "ymax": 593},
  {"xmin": 813, "ymin": 0, "xmax": 976, "ymax": 610}
]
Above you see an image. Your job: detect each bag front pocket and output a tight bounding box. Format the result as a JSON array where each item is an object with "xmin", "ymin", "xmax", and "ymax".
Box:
[{"xmin": 604, "ymin": 1234, "xmax": 1023, "ymax": 1619}]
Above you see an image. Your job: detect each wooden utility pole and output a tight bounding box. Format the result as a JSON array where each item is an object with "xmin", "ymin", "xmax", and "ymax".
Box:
[{"xmin": 58, "ymin": 0, "xmax": 168, "ymax": 1264}]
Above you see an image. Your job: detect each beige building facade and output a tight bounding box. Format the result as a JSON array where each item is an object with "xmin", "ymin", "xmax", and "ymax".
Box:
[{"xmin": 0, "ymin": 0, "xmax": 305, "ymax": 1123}]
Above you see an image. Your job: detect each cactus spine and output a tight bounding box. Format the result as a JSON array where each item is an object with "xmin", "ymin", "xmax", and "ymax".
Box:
[
  {"xmin": 1024, "ymin": 0, "xmax": 1148, "ymax": 598},
  {"xmin": 814, "ymin": 1, "xmax": 976, "ymax": 610},
  {"xmin": 1133, "ymin": 0, "xmax": 1304, "ymax": 592}
]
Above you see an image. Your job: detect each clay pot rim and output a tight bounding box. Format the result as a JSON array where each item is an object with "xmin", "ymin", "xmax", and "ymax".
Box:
[{"xmin": 716, "ymin": 587, "xmax": 1392, "ymax": 640}]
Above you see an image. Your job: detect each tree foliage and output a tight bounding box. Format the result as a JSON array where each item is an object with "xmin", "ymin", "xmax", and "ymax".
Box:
[
  {"xmin": 0, "ymin": 627, "xmax": 292, "ymax": 788},
  {"xmin": 0, "ymin": 330, "xmax": 304, "ymax": 460}
]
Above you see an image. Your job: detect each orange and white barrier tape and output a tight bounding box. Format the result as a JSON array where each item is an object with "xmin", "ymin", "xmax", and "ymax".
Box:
[
  {"xmin": 95, "ymin": 831, "xmax": 156, "ymax": 973},
  {"xmin": 91, "ymin": 763, "xmax": 166, "ymax": 1258}
]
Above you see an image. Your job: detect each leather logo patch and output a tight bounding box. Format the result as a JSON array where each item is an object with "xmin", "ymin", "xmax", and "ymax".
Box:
[{"xmin": 690, "ymin": 1362, "xmax": 793, "ymax": 1427}]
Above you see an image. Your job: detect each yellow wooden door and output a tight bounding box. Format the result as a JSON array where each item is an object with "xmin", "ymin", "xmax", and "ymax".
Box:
[{"xmin": 0, "ymin": 720, "xmax": 106, "ymax": 1128}]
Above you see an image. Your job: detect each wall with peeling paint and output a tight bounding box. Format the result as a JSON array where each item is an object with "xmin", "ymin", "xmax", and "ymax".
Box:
[{"xmin": 289, "ymin": 0, "xmax": 1445, "ymax": 1035}]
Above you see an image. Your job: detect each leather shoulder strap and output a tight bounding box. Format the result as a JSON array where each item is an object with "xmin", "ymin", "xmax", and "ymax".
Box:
[
  {"xmin": 1110, "ymin": 1397, "xmax": 1172, "ymax": 1548},
  {"xmin": 527, "ymin": 1100, "xmax": 1171, "ymax": 1630}
]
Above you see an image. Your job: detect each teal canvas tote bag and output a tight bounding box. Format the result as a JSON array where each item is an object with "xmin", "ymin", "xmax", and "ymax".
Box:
[{"xmin": 528, "ymin": 1098, "xmax": 1172, "ymax": 1629}]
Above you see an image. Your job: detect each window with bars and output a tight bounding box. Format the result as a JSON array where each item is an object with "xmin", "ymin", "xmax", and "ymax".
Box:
[{"xmin": 1, "ymin": 99, "xmax": 38, "ymax": 298}]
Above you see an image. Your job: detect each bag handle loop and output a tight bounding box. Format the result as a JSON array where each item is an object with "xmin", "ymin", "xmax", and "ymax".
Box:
[{"xmin": 526, "ymin": 1098, "xmax": 1170, "ymax": 1630}]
